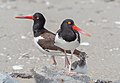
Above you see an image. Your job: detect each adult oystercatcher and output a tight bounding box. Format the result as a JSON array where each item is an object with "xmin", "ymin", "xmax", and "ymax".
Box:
[
  {"xmin": 54, "ymin": 19, "xmax": 90, "ymax": 74},
  {"xmin": 15, "ymin": 12, "xmax": 86, "ymax": 66}
]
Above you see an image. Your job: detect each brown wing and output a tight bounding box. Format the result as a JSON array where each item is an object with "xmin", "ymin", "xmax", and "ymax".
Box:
[{"xmin": 37, "ymin": 30, "xmax": 64, "ymax": 52}]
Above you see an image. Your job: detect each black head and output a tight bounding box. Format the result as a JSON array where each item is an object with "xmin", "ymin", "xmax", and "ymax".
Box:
[
  {"xmin": 60, "ymin": 19, "xmax": 91, "ymax": 37},
  {"xmin": 33, "ymin": 12, "xmax": 46, "ymax": 25},
  {"xmin": 15, "ymin": 12, "xmax": 46, "ymax": 37},
  {"xmin": 15, "ymin": 12, "xmax": 46, "ymax": 27},
  {"xmin": 61, "ymin": 19, "xmax": 75, "ymax": 30},
  {"xmin": 32, "ymin": 13, "xmax": 46, "ymax": 37}
]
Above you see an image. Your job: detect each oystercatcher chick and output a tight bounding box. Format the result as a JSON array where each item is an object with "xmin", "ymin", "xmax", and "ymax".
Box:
[
  {"xmin": 55, "ymin": 19, "xmax": 91, "ymax": 75},
  {"xmin": 71, "ymin": 52, "xmax": 87, "ymax": 74},
  {"xmin": 15, "ymin": 12, "xmax": 86, "ymax": 66}
]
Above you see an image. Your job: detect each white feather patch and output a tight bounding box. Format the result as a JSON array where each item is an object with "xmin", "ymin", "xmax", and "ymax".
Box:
[
  {"xmin": 34, "ymin": 36, "xmax": 44, "ymax": 42},
  {"xmin": 54, "ymin": 33, "xmax": 80, "ymax": 50}
]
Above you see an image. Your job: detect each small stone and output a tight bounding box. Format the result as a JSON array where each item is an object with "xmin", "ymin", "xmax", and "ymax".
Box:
[
  {"xmin": 101, "ymin": 58, "xmax": 104, "ymax": 61},
  {"xmin": 7, "ymin": 56, "xmax": 12, "ymax": 60},
  {"xmin": 102, "ymin": 19, "xmax": 108, "ymax": 23},
  {"xmin": 0, "ymin": 53, "xmax": 4, "ymax": 56},
  {"xmin": 3, "ymin": 47, "xmax": 7, "ymax": 50},
  {"xmin": 109, "ymin": 49, "xmax": 113, "ymax": 52},
  {"xmin": 80, "ymin": 42, "xmax": 90, "ymax": 46},
  {"xmin": 21, "ymin": 35, "xmax": 26, "ymax": 39},
  {"xmin": 104, "ymin": 0, "xmax": 115, "ymax": 2},
  {"xmin": 115, "ymin": 21, "xmax": 120, "ymax": 25},
  {"xmin": 12, "ymin": 65, "xmax": 24, "ymax": 70}
]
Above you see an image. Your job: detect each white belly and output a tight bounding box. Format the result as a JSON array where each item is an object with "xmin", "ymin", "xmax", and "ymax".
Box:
[{"xmin": 54, "ymin": 33, "xmax": 80, "ymax": 50}]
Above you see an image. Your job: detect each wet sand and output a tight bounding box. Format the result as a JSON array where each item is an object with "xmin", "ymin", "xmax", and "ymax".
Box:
[{"xmin": 0, "ymin": 0, "xmax": 120, "ymax": 82}]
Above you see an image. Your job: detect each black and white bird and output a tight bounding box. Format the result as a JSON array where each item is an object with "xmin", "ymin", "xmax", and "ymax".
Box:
[
  {"xmin": 15, "ymin": 12, "xmax": 86, "ymax": 66},
  {"xmin": 54, "ymin": 19, "xmax": 90, "ymax": 74},
  {"xmin": 71, "ymin": 52, "xmax": 87, "ymax": 74}
]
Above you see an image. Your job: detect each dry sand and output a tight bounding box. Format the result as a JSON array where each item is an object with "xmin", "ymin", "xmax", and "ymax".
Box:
[{"xmin": 0, "ymin": 0, "xmax": 120, "ymax": 83}]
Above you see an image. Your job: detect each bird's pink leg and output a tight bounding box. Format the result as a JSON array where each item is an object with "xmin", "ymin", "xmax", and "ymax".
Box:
[
  {"xmin": 51, "ymin": 56, "xmax": 57, "ymax": 65},
  {"xmin": 67, "ymin": 50, "xmax": 76, "ymax": 76},
  {"xmin": 64, "ymin": 50, "xmax": 70, "ymax": 68}
]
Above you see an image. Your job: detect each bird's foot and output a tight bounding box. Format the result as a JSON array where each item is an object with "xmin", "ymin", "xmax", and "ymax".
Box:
[{"xmin": 52, "ymin": 61, "xmax": 57, "ymax": 65}]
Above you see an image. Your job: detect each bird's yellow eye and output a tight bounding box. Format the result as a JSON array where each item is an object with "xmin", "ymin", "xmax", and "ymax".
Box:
[{"xmin": 68, "ymin": 22, "xmax": 71, "ymax": 25}]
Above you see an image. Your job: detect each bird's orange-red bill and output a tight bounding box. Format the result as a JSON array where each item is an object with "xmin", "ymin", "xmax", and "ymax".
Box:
[
  {"xmin": 15, "ymin": 16, "xmax": 33, "ymax": 20},
  {"xmin": 72, "ymin": 25, "xmax": 91, "ymax": 37}
]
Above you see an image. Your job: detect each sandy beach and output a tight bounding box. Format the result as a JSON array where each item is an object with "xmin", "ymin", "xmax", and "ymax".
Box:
[{"xmin": 0, "ymin": 0, "xmax": 120, "ymax": 82}]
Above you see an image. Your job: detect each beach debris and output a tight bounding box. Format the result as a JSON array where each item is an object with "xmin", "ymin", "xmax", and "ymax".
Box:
[
  {"xmin": 115, "ymin": 21, "xmax": 120, "ymax": 25},
  {"xmin": 0, "ymin": 67, "xmax": 116, "ymax": 83},
  {"xmin": 3, "ymin": 47, "xmax": 7, "ymax": 50},
  {"xmin": 10, "ymin": 72, "xmax": 33, "ymax": 79},
  {"xmin": 95, "ymin": 10, "xmax": 104, "ymax": 14},
  {"xmin": 101, "ymin": 58, "xmax": 105, "ymax": 61},
  {"xmin": 109, "ymin": 47, "xmax": 119, "ymax": 52},
  {"xmin": 45, "ymin": 1, "xmax": 50, "ymax": 6},
  {"xmin": 0, "ymin": 73, "xmax": 19, "ymax": 83},
  {"xmin": 0, "ymin": 53, "xmax": 4, "ymax": 56},
  {"xmin": 7, "ymin": 55, "xmax": 12, "ymax": 60},
  {"xmin": 102, "ymin": 19, "xmax": 108, "ymax": 23},
  {"xmin": 103, "ymin": 0, "xmax": 115, "ymax": 2},
  {"xmin": 115, "ymin": 21, "xmax": 120, "ymax": 29},
  {"xmin": 89, "ymin": 19, "xmax": 95, "ymax": 23},
  {"xmin": 12, "ymin": 65, "xmax": 24, "ymax": 70},
  {"xmin": 21, "ymin": 35, "xmax": 26, "ymax": 39},
  {"xmin": 95, "ymin": 79, "xmax": 112, "ymax": 83},
  {"xmin": 80, "ymin": 42, "xmax": 90, "ymax": 46},
  {"xmin": 30, "ymin": 69, "xmax": 53, "ymax": 83},
  {"xmin": 19, "ymin": 51, "xmax": 31, "ymax": 59}
]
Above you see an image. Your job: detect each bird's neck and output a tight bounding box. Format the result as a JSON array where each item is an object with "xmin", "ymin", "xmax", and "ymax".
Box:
[{"xmin": 33, "ymin": 22, "xmax": 45, "ymax": 37}]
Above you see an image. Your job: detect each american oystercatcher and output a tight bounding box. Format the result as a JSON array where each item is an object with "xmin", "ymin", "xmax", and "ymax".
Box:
[
  {"xmin": 71, "ymin": 52, "xmax": 87, "ymax": 74},
  {"xmin": 15, "ymin": 12, "xmax": 86, "ymax": 66},
  {"xmin": 54, "ymin": 19, "xmax": 91, "ymax": 74}
]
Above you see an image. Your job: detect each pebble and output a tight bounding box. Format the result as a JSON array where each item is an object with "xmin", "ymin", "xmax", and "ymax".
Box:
[
  {"xmin": 101, "ymin": 58, "xmax": 105, "ymax": 61},
  {"xmin": 0, "ymin": 53, "xmax": 4, "ymax": 56},
  {"xmin": 7, "ymin": 56, "xmax": 12, "ymax": 60},
  {"xmin": 21, "ymin": 35, "xmax": 26, "ymax": 39},
  {"xmin": 12, "ymin": 65, "xmax": 24, "ymax": 70},
  {"xmin": 103, "ymin": 0, "xmax": 115, "ymax": 2},
  {"xmin": 3, "ymin": 47, "xmax": 7, "ymax": 50},
  {"xmin": 0, "ymin": 73, "xmax": 19, "ymax": 83},
  {"xmin": 45, "ymin": 1, "xmax": 50, "ymax": 6},
  {"xmin": 80, "ymin": 42, "xmax": 90, "ymax": 46},
  {"xmin": 109, "ymin": 48, "xmax": 119, "ymax": 52},
  {"xmin": 115, "ymin": 21, "xmax": 120, "ymax": 25},
  {"xmin": 102, "ymin": 19, "xmax": 108, "ymax": 23}
]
